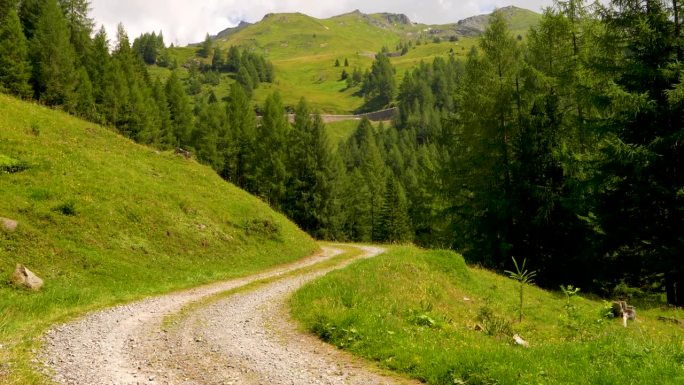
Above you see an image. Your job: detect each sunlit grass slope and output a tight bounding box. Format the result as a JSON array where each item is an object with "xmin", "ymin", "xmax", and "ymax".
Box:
[
  {"xmin": 0, "ymin": 94, "xmax": 317, "ymax": 383},
  {"xmin": 292, "ymin": 247, "xmax": 684, "ymax": 385},
  {"xmin": 155, "ymin": 8, "xmax": 539, "ymax": 113}
]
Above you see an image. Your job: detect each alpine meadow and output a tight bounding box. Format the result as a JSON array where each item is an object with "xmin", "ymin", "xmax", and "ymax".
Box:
[{"xmin": 0, "ymin": 0, "xmax": 683, "ymax": 384}]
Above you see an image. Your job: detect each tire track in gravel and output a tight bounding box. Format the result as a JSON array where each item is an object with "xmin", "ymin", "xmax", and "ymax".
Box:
[{"xmin": 41, "ymin": 245, "xmax": 417, "ymax": 385}]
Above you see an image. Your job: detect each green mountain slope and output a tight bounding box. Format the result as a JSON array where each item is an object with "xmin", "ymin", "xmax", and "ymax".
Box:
[
  {"xmin": 0, "ymin": 94, "xmax": 317, "ymax": 382},
  {"xmin": 155, "ymin": 6, "xmax": 540, "ymax": 113}
]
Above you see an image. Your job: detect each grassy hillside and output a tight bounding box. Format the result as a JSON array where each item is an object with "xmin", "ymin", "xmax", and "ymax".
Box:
[
  {"xmin": 154, "ymin": 7, "xmax": 539, "ymax": 113},
  {"xmin": 291, "ymin": 247, "xmax": 684, "ymax": 385},
  {"xmin": 0, "ymin": 94, "xmax": 317, "ymax": 383}
]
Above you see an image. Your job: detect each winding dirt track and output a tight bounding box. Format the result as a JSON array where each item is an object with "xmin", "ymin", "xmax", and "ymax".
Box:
[{"xmin": 41, "ymin": 246, "xmax": 417, "ymax": 385}]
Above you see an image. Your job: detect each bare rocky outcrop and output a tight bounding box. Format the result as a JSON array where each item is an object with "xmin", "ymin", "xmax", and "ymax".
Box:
[{"xmin": 11, "ymin": 264, "xmax": 44, "ymax": 291}]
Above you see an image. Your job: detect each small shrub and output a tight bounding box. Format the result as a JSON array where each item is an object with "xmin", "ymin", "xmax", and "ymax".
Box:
[
  {"xmin": 53, "ymin": 200, "xmax": 77, "ymax": 216},
  {"xmin": 407, "ymin": 309, "xmax": 438, "ymax": 328},
  {"xmin": 505, "ymin": 257, "xmax": 537, "ymax": 322},
  {"xmin": 477, "ymin": 306, "xmax": 512, "ymax": 337},
  {"xmin": 561, "ymin": 284, "xmax": 581, "ymax": 318},
  {"xmin": 0, "ymin": 155, "xmax": 30, "ymax": 174},
  {"xmin": 29, "ymin": 123, "xmax": 40, "ymax": 136}
]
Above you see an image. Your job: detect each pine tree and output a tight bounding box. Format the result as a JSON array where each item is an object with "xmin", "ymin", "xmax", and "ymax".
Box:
[
  {"xmin": 152, "ymin": 78, "xmax": 173, "ymax": 148},
  {"xmin": 225, "ymin": 45, "xmax": 240, "ymax": 72},
  {"xmin": 446, "ymin": 10, "xmax": 525, "ymax": 268},
  {"xmin": 73, "ymin": 66, "xmax": 96, "ymax": 120},
  {"xmin": 19, "ymin": 0, "xmax": 45, "ymax": 41},
  {"xmin": 595, "ymin": 0, "xmax": 684, "ymax": 305},
  {"xmin": 361, "ymin": 53, "xmax": 396, "ymax": 108},
  {"xmin": 198, "ymin": 33, "xmax": 212, "ymax": 58},
  {"xmin": 192, "ymin": 96, "xmax": 225, "ymax": 171},
  {"xmin": 0, "ymin": 0, "xmax": 17, "ymax": 22},
  {"xmin": 212, "ymin": 46, "xmax": 224, "ymax": 72},
  {"xmin": 378, "ymin": 175, "xmax": 412, "ymax": 243},
  {"xmin": 0, "ymin": 8, "xmax": 32, "ymax": 98},
  {"xmin": 58, "ymin": 0, "xmax": 93, "ymax": 63},
  {"xmin": 254, "ymin": 92, "xmax": 289, "ymax": 208},
  {"xmin": 223, "ymin": 83, "xmax": 257, "ymax": 190},
  {"xmin": 284, "ymin": 98, "xmax": 342, "ymax": 238},
  {"xmin": 343, "ymin": 118, "xmax": 386, "ymax": 241},
  {"xmin": 236, "ymin": 66, "xmax": 253, "ymax": 96},
  {"xmin": 30, "ymin": 0, "xmax": 77, "ymax": 106},
  {"xmin": 165, "ymin": 71, "xmax": 193, "ymax": 147}
]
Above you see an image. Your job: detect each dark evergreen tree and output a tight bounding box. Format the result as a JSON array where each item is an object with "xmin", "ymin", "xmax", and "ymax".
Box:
[
  {"xmin": 30, "ymin": 0, "xmax": 77, "ymax": 106},
  {"xmin": 73, "ymin": 66, "xmax": 96, "ymax": 120},
  {"xmin": 19, "ymin": 0, "xmax": 45, "ymax": 40},
  {"xmin": 236, "ymin": 65, "xmax": 253, "ymax": 96},
  {"xmin": 0, "ymin": 0, "xmax": 17, "ymax": 22},
  {"xmin": 0, "ymin": 8, "xmax": 32, "ymax": 98},
  {"xmin": 192, "ymin": 96, "xmax": 225, "ymax": 171},
  {"xmin": 211, "ymin": 46, "xmax": 224, "ymax": 72},
  {"xmin": 284, "ymin": 98, "xmax": 342, "ymax": 239},
  {"xmin": 198, "ymin": 33, "xmax": 212, "ymax": 58},
  {"xmin": 254, "ymin": 92, "xmax": 289, "ymax": 208},
  {"xmin": 58, "ymin": 0, "xmax": 93, "ymax": 63},
  {"xmin": 361, "ymin": 53, "xmax": 396, "ymax": 109},
  {"xmin": 595, "ymin": 0, "xmax": 684, "ymax": 305},
  {"xmin": 222, "ymin": 83, "xmax": 257, "ymax": 191},
  {"xmin": 225, "ymin": 45, "xmax": 240, "ymax": 72},
  {"xmin": 378, "ymin": 175, "xmax": 412, "ymax": 243},
  {"xmin": 151, "ymin": 78, "xmax": 173, "ymax": 148},
  {"xmin": 165, "ymin": 71, "xmax": 193, "ymax": 147}
]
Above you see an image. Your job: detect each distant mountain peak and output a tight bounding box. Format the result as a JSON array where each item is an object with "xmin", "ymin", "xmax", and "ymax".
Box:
[
  {"xmin": 213, "ymin": 20, "xmax": 253, "ymax": 40},
  {"xmin": 371, "ymin": 12, "xmax": 412, "ymax": 25}
]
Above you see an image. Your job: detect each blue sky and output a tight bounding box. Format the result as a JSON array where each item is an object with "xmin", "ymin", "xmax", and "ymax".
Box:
[{"xmin": 89, "ymin": 0, "xmax": 555, "ymax": 46}]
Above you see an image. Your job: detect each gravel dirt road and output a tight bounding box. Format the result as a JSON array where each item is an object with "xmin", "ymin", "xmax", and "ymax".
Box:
[{"xmin": 41, "ymin": 245, "xmax": 418, "ymax": 385}]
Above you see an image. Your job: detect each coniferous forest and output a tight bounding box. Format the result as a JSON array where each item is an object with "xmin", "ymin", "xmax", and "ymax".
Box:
[{"xmin": 0, "ymin": 0, "xmax": 682, "ymax": 305}]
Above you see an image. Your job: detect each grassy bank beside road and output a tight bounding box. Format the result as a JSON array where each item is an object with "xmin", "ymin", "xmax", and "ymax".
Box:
[{"xmin": 291, "ymin": 246, "xmax": 684, "ymax": 385}]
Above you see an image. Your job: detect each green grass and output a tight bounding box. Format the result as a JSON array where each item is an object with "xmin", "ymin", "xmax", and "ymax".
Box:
[
  {"xmin": 325, "ymin": 119, "xmax": 389, "ymax": 148},
  {"xmin": 291, "ymin": 246, "xmax": 684, "ymax": 385},
  {"xmin": 326, "ymin": 120, "xmax": 362, "ymax": 147},
  {"xmin": 0, "ymin": 94, "xmax": 317, "ymax": 384}
]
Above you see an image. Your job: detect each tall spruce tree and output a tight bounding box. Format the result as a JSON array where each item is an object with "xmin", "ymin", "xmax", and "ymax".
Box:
[
  {"xmin": 0, "ymin": 8, "xmax": 32, "ymax": 98},
  {"xmin": 223, "ymin": 83, "xmax": 257, "ymax": 191},
  {"xmin": 361, "ymin": 53, "xmax": 396, "ymax": 108},
  {"xmin": 285, "ymin": 98, "xmax": 342, "ymax": 239},
  {"xmin": 30, "ymin": 0, "xmax": 77, "ymax": 106},
  {"xmin": 58, "ymin": 0, "xmax": 93, "ymax": 63},
  {"xmin": 378, "ymin": 175, "xmax": 412, "ymax": 243},
  {"xmin": 165, "ymin": 71, "xmax": 193, "ymax": 147},
  {"xmin": 254, "ymin": 92, "xmax": 289, "ymax": 208},
  {"xmin": 0, "ymin": 0, "xmax": 17, "ymax": 22},
  {"xmin": 19, "ymin": 0, "xmax": 45, "ymax": 40},
  {"xmin": 595, "ymin": 0, "xmax": 684, "ymax": 305}
]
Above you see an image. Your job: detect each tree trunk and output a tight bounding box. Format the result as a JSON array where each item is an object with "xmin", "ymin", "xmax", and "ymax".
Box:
[{"xmin": 666, "ymin": 272, "xmax": 684, "ymax": 307}]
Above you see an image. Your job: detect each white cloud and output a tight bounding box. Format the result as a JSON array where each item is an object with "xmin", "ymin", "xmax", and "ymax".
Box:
[{"xmin": 90, "ymin": 0, "xmax": 554, "ymax": 45}]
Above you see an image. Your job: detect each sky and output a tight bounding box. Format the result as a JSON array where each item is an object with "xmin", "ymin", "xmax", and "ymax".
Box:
[{"xmin": 90, "ymin": 0, "xmax": 555, "ymax": 46}]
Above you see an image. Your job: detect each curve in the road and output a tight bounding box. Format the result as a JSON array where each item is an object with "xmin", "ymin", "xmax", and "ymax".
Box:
[{"xmin": 40, "ymin": 245, "xmax": 417, "ymax": 385}]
